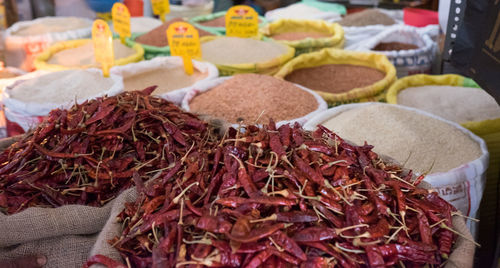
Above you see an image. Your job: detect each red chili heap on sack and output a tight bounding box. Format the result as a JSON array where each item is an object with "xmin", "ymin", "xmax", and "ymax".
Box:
[
  {"xmin": 88, "ymin": 121, "xmax": 465, "ymax": 267},
  {"xmin": 0, "ymin": 86, "xmax": 213, "ymax": 214}
]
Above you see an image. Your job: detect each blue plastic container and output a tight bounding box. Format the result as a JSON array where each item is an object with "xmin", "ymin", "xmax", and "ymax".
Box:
[{"xmin": 86, "ymin": 0, "xmax": 122, "ymax": 13}]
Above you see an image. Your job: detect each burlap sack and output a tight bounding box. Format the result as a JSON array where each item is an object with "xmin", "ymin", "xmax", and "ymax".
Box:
[
  {"xmin": 89, "ymin": 182, "xmax": 476, "ymax": 267},
  {"xmin": 0, "ymin": 188, "xmax": 136, "ymax": 268}
]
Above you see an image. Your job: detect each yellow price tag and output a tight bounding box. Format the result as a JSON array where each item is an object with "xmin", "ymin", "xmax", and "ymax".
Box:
[
  {"xmin": 225, "ymin": 5, "xmax": 259, "ymax": 38},
  {"xmin": 0, "ymin": 0, "xmax": 7, "ymax": 30},
  {"xmin": 166, "ymin": 22, "xmax": 201, "ymax": 75},
  {"xmin": 92, "ymin": 19, "xmax": 114, "ymax": 77},
  {"xmin": 152, "ymin": 0, "xmax": 170, "ymax": 22},
  {"xmin": 112, "ymin": 3, "xmax": 131, "ymax": 44}
]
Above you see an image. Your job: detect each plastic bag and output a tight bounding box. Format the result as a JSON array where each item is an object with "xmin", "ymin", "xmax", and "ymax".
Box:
[
  {"xmin": 274, "ymin": 48, "xmax": 396, "ymax": 106},
  {"xmin": 4, "ymin": 17, "xmax": 93, "ymax": 71},
  {"xmin": 260, "ymin": 19, "xmax": 344, "ymax": 55},
  {"xmin": 110, "ymin": 56, "xmax": 219, "ymax": 104}
]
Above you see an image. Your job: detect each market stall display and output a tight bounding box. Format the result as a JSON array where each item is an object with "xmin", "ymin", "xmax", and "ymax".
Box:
[
  {"xmin": 88, "ymin": 120, "xmax": 474, "ymax": 268},
  {"xmin": 200, "ymin": 36, "xmax": 295, "ymax": 75},
  {"xmin": 2, "ymin": 69, "xmax": 123, "ymax": 136},
  {"xmin": 129, "ymin": 18, "xmax": 217, "ymax": 60},
  {"xmin": 5, "ymin": 17, "xmax": 93, "ymax": 71},
  {"xmin": 338, "ymin": 9, "xmax": 396, "ymax": 27},
  {"xmin": 111, "ymin": 56, "xmax": 219, "ymax": 104},
  {"xmin": 182, "ymin": 74, "xmax": 327, "ymax": 127},
  {"xmin": 260, "ymin": 19, "xmax": 344, "ymax": 55},
  {"xmin": 304, "ymin": 103, "xmax": 488, "ymax": 234},
  {"xmin": 275, "ymin": 48, "xmax": 396, "ymax": 105},
  {"xmin": 34, "ymin": 39, "xmax": 144, "ymax": 71},
  {"xmin": 190, "ymin": 11, "xmax": 267, "ymax": 35}
]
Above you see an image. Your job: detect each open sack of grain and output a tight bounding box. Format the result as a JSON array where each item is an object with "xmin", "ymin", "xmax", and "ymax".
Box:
[
  {"xmin": 190, "ymin": 11, "xmax": 267, "ymax": 35},
  {"xmin": 386, "ymin": 74, "xmax": 500, "ymax": 250},
  {"xmin": 304, "ymin": 102, "xmax": 489, "ymax": 237},
  {"xmin": 274, "ymin": 48, "xmax": 396, "ymax": 106},
  {"xmin": 34, "ymin": 39, "xmax": 144, "ymax": 71},
  {"xmin": 86, "ymin": 120, "xmax": 476, "ymax": 268},
  {"xmin": 260, "ymin": 19, "xmax": 344, "ymax": 56},
  {"xmin": 200, "ymin": 36, "xmax": 295, "ymax": 76},
  {"xmin": 347, "ymin": 25, "xmax": 436, "ymax": 77},
  {"xmin": 181, "ymin": 74, "xmax": 327, "ymax": 131},
  {"xmin": 5, "ymin": 17, "xmax": 93, "ymax": 71},
  {"xmin": 1, "ymin": 69, "xmax": 124, "ymax": 136},
  {"xmin": 110, "ymin": 56, "xmax": 218, "ymax": 104},
  {"xmin": 128, "ymin": 18, "xmax": 218, "ymax": 60},
  {"xmin": 0, "ymin": 89, "xmax": 212, "ymax": 268}
]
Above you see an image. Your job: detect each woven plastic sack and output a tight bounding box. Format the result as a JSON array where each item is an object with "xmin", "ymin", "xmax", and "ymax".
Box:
[
  {"xmin": 304, "ymin": 102, "xmax": 489, "ymax": 236},
  {"xmin": 1, "ymin": 69, "xmax": 124, "ymax": 134},
  {"xmin": 190, "ymin": 11, "xmax": 268, "ymax": 35},
  {"xmin": 88, "ymin": 181, "xmax": 475, "ymax": 268},
  {"xmin": 200, "ymin": 36, "xmax": 295, "ymax": 76},
  {"xmin": 110, "ymin": 56, "xmax": 219, "ymax": 104},
  {"xmin": 265, "ymin": 3, "xmax": 342, "ymax": 22},
  {"xmin": 33, "ymin": 39, "xmax": 144, "ymax": 71},
  {"xmin": 125, "ymin": 33, "xmax": 171, "ymax": 60},
  {"xmin": 4, "ymin": 17, "xmax": 93, "ymax": 71},
  {"xmin": 0, "ymin": 184, "xmax": 136, "ymax": 268},
  {"xmin": 386, "ymin": 73, "xmax": 500, "ymax": 243},
  {"xmin": 274, "ymin": 48, "xmax": 396, "ymax": 106},
  {"xmin": 181, "ymin": 76, "xmax": 327, "ymax": 130},
  {"xmin": 260, "ymin": 19, "xmax": 344, "ymax": 56},
  {"xmin": 348, "ymin": 25, "xmax": 436, "ymax": 77}
]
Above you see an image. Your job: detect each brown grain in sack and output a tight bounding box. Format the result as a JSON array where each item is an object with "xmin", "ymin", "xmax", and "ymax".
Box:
[
  {"xmin": 338, "ymin": 9, "xmax": 395, "ymax": 27},
  {"xmin": 136, "ymin": 18, "xmax": 214, "ymax": 47},
  {"xmin": 271, "ymin": 31, "xmax": 331, "ymax": 41},
  {"xmin": 284, "ymin": 64, "xmax": 385, "ymax": 94},
  {"xmin": 374, "ymin": 42, "xmax": 419, "ymax": 51}
]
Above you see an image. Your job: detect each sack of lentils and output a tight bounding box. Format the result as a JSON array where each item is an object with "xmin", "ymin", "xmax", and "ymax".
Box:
[
  {"xmin": 2, "ymin": 69, "xmax": 123, "ymax": 136},
  {"xmin": 110, "ymin": 56, "xmax": 218, "ymax": 104},
  {"xmin": 190, "ymin": 10, "xmax": 267, "ymax": 35},
  {"xmin": 304, "ymin": 102, "xmax": 489, "ymax": 236},
  {"xmin": 350, "ymin": 25, "xmax": 436, "ymax": 77},
  {"xmin": 386, "ymin": 73, "xmax": 500, "ymax": 244},
  {"xmin": 274, "ymin": 48, "xmax": 396, "ymax": 106},
  {"xmin": 4, "ymin": 16, "xmax": 93, "ymax": 71},
  {"xmin": 182, "ymin": 74, "xmax": 327, "ymax": 131},
  {"xmin": 260, "ymin": 19, "xmax": 344, "ymax": 56},
  {"xmin": 200, "ymin": 36, "xmax": 295, "ymax": 76},
  {"xmin": 34, "ymin": 39, "xmax": 144, "ymax": 71},
  {"xmin": 127, "ymin": 18, "xmax": 219, "ymax": 60}
]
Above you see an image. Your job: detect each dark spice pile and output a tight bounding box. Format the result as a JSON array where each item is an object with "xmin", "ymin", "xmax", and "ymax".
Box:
[
  {"xmin": 86, "ymin": 122, "xmax": 461, "ymax": 267},
  {"xmin": 285, "ymin": 64, "xmax": 386, "ymax": 94},
  {"xmin": 0, "ymin": 87, "xmax": 213, "ymax": 214},
  {"xmin": 199, "ymin": 16, "xmax": 226, "ymax": 27},
  {"xmin": 135, "ymin": 18, "xmax": 214, "ymax": 47},
  {"xmin": 373, "ymin": 42, "xmax": 419, "ymax": 51}
]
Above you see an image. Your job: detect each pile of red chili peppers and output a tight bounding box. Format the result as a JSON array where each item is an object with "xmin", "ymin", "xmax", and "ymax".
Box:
[
  {"xmin": 0, "ymin": 87, "xmax": 213, "ymax": 214},
  {"xmin": 90, "ymin": 121, "xmax": 460, "ymax": 267}
]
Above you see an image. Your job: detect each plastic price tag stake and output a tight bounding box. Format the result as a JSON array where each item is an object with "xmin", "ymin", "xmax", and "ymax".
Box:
[
  {"xmin": 112, "ymin": 3, "xmax": 131, "ymax": 44},
  {"xmin": 152, "ymin": 0, "xmax": 170, "ymax": 22},
  {"xmin": 167, "ymin": 22, "xmax": 201, "ymax": 75},
  {"xmin": 225, "ymin": 5, "xmax": 258, "ymax": 38},
  {"xmin": 92, "ymin": 19, "xmax": 114, "ymax": 77}
]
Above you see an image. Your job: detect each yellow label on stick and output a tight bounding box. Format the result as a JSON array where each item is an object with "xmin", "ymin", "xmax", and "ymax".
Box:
[
  {"xmin": 225, "ymin": 5, "xmax": 258, "ymax": 38},
  {"xmin": 152, "ymin": 0, "xmax": 170, "ymax": 22},
  {"xmin": 167, "ymin": 22, "xmax": 201, "ymax": 75},
  {"xmin": 92, "ymin": 19, "xmax": 114, "ymax": 77},
  {"xmin": 112, "ymin": 3, "xmax": 131, "ymax": 44},
  {"xmin": 0, "ymin": 0, "xmax": 7, "ymax": 30}
]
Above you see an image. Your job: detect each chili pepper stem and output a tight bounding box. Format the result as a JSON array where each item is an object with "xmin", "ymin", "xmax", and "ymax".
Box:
[
  {"xmin": 250, "ymin": 214, "xmax": 277, "ymax": 223},
  {"xmin": 335, "ymin": 224, "xmax": 369, "ymax": 235},
  {"xmin": 386, "ymin": 225, "xmax": 404, "ymax": 244},
  {"xmin": 173, "ymin": 182, "xmax": 199, "ymax": 204},
  {"xmin": 439, "ymin": 223, "xmax": 480, "ymax": 247},
  {"xmin": 335, "ymin": 242, "xmax": 365, "ymax": 254},
  {"xmin": 451, "ymin": 212, "xmax": 480, "ymax": 222}
]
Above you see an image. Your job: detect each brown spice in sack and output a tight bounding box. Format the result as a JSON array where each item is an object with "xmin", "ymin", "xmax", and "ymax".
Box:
[
  {"xmin": 284, "ymin": 64, "xmax": 385, "ymax": 94},
  {"xmin": 189, "ymin": 74, "xmax": 318, "ymax": 124},
  {"xmin": 271, "ymin": 31, "xmax": 331, "ymax": 41},
  {"xmin": 338, "ymin": 9, "xmax": 395, "ymax": 27},
  {"xmin": 373, "ymin": 42, "xmax": 419, "ymax": 51},
  {"xmin": 135, "ymin": 18, "xmax": 214, "ymax": 47}
]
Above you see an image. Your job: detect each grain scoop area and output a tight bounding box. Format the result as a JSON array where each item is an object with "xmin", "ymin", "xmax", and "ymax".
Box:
[{"xmin": 0, "ymin": 1, "xmax": 498, "ymax": 267}]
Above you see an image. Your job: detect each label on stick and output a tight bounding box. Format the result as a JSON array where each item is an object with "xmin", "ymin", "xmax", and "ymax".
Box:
[
  {"xmin": 152, "ymin": 0, "xmax": 170, "ymax": 22},
  {"xmin": 112, "ymin": 3, "xmax": 131, "ymax": 43},
  {"xmin": 92, "ymin": 19, "xmax": 114, "ymax": 77},
  {"xmin": 166, "ymin": 22, "xmax": 201, "ymax": 75},
  {"xmin": 225, "ymin": 5, "xmax": 258, "ymax": 38}
]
